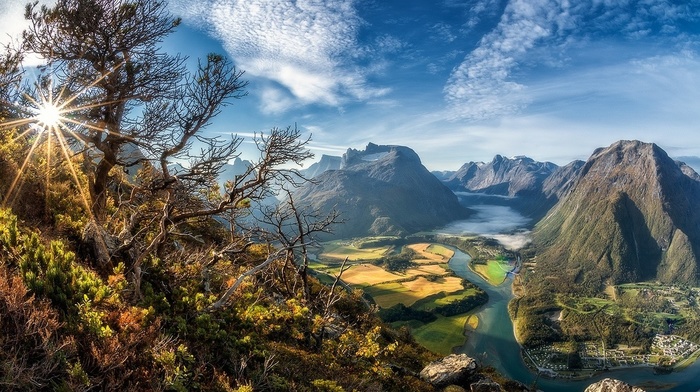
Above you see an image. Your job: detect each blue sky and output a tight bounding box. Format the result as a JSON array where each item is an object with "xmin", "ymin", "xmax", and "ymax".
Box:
[{"xmin": 2, "ymin": 0, "xmax": 700, "ymax": 170}]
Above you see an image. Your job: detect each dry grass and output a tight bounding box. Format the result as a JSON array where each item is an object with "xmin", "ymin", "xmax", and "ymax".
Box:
[
  {"xmin": 404, "ymin": 264, "xmax": 450, "ymax": 277},
  {"xmin": 340, "ymin": 264, "xmax": 404, "ymax": 286},
  {"xmin": 407, "ymin": 243, "xmax": 454, "ymax": 264},
  {"xmin": 402, "ymin": 276, "xmax": 464, "ymax": 297}
]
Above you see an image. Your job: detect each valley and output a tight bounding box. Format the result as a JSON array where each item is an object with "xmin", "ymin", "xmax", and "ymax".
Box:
[
  {"xmin": 297, "ymin": 139, "xmax": 700, "ymax": 391},
  {"xmin": 310, "ymin": 228, "xmax": 700, "ymax": 390},
  {"xmin": 311, "ymin": 238, "xmax": 491, "ymax": 355}
]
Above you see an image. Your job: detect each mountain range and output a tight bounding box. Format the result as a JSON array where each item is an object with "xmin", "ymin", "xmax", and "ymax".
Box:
[{"xmin": 297, "ymin": 140, "xmax": 700, "ymax": 288}]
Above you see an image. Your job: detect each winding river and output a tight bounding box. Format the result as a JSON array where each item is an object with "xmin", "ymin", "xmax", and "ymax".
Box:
[{"xmin": 446, "ymin": 248, "xmax": 700, "ymax": 392}]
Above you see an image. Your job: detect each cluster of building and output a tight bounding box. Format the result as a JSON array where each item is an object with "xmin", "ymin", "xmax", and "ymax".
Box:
[
  {"xmin": 523, "ymin": 334, "xmax": 700, "ymax": 377},
  {"xmin": 652, "ymin": 334, "xmax": 700, "ymax": 365}
]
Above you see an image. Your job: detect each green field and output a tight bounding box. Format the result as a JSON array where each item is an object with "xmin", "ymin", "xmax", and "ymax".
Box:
[
  {"xmin": 472, "ymin": 258, "xmax": 511, "ymax": 286},
  {"xmin": 314, "ymin": 240, "xmax": 481, "ymax": 355},
  {"xmin": 405, "ymin": 314, "xmax": 471, "ymax": 355}
]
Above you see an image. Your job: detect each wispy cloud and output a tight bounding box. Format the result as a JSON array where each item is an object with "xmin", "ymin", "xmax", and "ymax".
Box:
[
  {"xmin": 444, "ymin": 0, "xmax": 700, "ymax": 121},
  {"xmin": 170, "ymin": 0, "xmax": 388, "ymax": 113},
  {"xmin": 445, "ymin": 0, "xmax": 571, "ymax": 120}
]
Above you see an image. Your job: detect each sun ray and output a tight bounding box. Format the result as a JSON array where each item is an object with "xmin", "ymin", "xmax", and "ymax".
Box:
[
  {"xmin": 1, "ymin": 61, "xmax": 135, "ymax": 217},
  {"xmin": 4, "ymin": 131, "xmax": 46, "ymax": 208},
  {"xmin": 45, "ymin": 124, "xmax": 52, "ymax": 209},
  {"xmin": 53, "ymin": 123, "xmax": 93, "ymax": 216}
]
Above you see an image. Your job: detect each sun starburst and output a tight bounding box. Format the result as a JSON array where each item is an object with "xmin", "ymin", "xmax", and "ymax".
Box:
[{"xmin": 1, "ymin": 64, "xmax": 128, "ymax": 216}]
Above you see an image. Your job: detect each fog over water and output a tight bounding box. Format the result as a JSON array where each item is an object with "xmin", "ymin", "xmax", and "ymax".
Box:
[{"xmin": 438, "ymin": 205, "xmax": 531, "ymax": 250}]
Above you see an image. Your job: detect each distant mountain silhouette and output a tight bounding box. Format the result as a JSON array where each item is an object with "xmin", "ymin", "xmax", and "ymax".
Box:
[
  {"xmin": 438, "ymin": 155, "xmax": 573, "ymax": 221},
  {"xmin": 300, "ymin": 154, "xmax": 341, "ymax": 178},
  {"xmin": 294, "ymin": 143, "xmax": 470, "ymax": 238},
  {"xmin": 534, "ymin": 140, "xmax": 700, "ymax": 289}
]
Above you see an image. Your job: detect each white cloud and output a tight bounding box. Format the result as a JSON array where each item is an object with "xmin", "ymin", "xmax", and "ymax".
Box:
[
  {"xmin": 0, "ymin": 0, "xmax": 55, "ymax": 66},
  {"xmin": 170, "ymin": 0, "xmax": 387, "ymax": 112},
  {"xmin": 445, "ymin": 0, "xmax": 569, "ymax": 120},
  {"xmin": 444, "ymin": 0, "xmax": 700, "ymax": 121}
]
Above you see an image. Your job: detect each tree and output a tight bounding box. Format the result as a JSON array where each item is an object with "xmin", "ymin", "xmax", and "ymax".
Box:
[{"xmin": 18, "ymin": 0, "xmax": 320, "ymax": 295}]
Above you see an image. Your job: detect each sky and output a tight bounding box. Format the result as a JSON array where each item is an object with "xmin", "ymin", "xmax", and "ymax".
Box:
[{"xmin": 1, "ymin": 0, "xmax": 700, "ymax": 170}]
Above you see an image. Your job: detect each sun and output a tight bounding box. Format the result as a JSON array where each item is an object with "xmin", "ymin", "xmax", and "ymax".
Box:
[{"xmin": 35, "ymin": 102, "xmax": 63, "ymax": 130}]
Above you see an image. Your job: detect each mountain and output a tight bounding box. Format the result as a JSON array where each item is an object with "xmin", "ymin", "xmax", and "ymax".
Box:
[
  {"xmin": 301, "ymin": 154, "xmax": 341, "ymax": 178},
  {"xmin": 294, "ymin": 143, "xmax": 471, "ymax": 239},
  {"xmin": 441, "ymin": 155, "xmax": 568, "ymax": 220},
  {"xmin": 445, "ymin": 155, "xmax": 558, "ymax": 197},
  {"xmin": 541, "ymin": 160, "xmax": 586, "ymax": 200},
  {"xmin": 675, "ymin": 155, "xmax": 700, "ymax": 173},
  {"xmin": 218, "ymin": 157, "xmax": 254, "ymax": 188},
  {"xmin": 534, "ymin": 140, "xmax": 700, "ymax": 289}
]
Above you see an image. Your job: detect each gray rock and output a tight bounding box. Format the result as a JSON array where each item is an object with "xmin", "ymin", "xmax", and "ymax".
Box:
[
  {"xmin": 470, "ymin": 377, "xmax": 503, "ymax": 392},
  {"xmin": 583, "ymin": 378, "xmax": 646, "ymax": 392},
  {"xmin": 419, "ymin": 354, "xmax": 478, "ymax": 388}
]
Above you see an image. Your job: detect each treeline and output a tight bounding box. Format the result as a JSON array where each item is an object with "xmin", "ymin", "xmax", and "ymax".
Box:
[
  {"xmin": 379, "ymin": 283, "xmax": 488, "ymax": 323},
  {"xmin": 379, "ymin": 303, "xmax": 437, "ymax": 323},
  {"xmin": 354, "ymin": 236, "xmax": 404, "ymax": 249},
  {"xmin": 434, "ymin": 290, "xmax": 488, "ymax": 317},
  {"xmin": 375, "ymin": 247, "xmax": 418, "ymax": 272}
]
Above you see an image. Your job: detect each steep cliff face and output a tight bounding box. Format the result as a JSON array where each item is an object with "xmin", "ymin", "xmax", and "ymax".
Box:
[
  {"xmin": 534, "ymin": 140, "xmax": 700, "ymax": 288},
  {"xmin": 542, "ymin": 160, "xmax": 585, "ymax": 200},
  {"xmin": 294, "ymin": 143, "xmax": 470, "ymax": 239}
]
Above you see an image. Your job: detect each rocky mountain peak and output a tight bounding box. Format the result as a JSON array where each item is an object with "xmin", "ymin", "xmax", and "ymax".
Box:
[
  {"xmin": 295, "ymin": 143, "xmax": 469, "ymax": 239},
  {"xmin": 341, "ymin": 143, "xmax": 421, "ymax": 169},
  {"xmin": 301, "ymin": 154, "xmax": 341, "ymax": 178}
]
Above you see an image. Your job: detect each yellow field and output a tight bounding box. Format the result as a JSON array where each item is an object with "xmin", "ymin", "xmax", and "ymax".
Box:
[
  {"xmin": 466, "ymin": 315, "xmax": 479, "ymax": 330},
  {"xmin": 407, "ymin": 243, "xmax": 454, "ymax": 264},
  {"xmin": 372, "ymin": 287, "xmax": 423, "ymax": 308},
  {"xmin": 340, "ymin": 264, "xmax": 404, "ymax": 286},
  {"xmin": 402, "ymin": 276, "xmax": 464, "ymax": 297},
  {"xmin": 320, "ymin": 241, "xmax": 391, "ymax": 261},
  {"xmin": 339, "ymin": 261, "xmax": 450, "ymax": 287},
  {"xmin": 372, "ymin": 276, "xmax": 465, "ymax": 308},
  {"xmin": 405, "ymin": 264, "xmax": 450, "ymax": 277}
]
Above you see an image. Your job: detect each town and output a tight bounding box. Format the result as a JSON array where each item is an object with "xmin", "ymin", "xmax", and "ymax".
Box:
[{"xmin": 523, "ymin": 334, "xmax": 700, "ymax": 379}]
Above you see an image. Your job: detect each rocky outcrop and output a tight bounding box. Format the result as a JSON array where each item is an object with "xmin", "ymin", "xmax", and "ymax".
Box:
[
  {"xmin": 469, "ymin": 377, "xmax": 503, "ymax": 392},
  {"xmin": 584, "ymin": 378, "xmax": 646, "ymax": 392},
  {"xmin": 419, "ymin": 354, "xmax": 478, "ymax": 388}
]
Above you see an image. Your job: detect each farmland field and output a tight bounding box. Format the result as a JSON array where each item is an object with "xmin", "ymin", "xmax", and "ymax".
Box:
[
  {"xmin": 315, "ymin": 239, "xmax": 489, "ymax": 356},
  {"xmin": 472, "ymin": 258, "xmax": 511, "ymax": 286},
  {"xmin": 408, "ymin": 313, "xmax": 471, "ymax": 355},
  {"xmin": 320, "ymin": 240, "xmax": 392, "ymax": 261}
]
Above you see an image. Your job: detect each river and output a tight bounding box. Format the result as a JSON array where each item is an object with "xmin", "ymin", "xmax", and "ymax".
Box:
[{"xmin": 446, "ymin": 247, "xmax": 700, "ymax": 392}]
